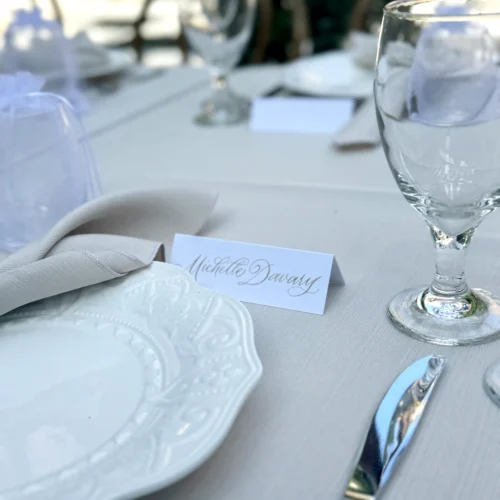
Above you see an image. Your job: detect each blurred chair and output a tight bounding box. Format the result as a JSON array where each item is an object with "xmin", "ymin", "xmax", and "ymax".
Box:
[
  {"xmin": 247, "ymin": 0, "xmax": 274, "ymax": 63},
  {"xmin": 246, "ymin": 0, "xmax": 365, "ymax": 63},
  {"xmin": 49, "ymin": 0, "xmax": 63, "ymax": 26},
  {"xmin": 350, "ymin": 0, "xmax": 389, "ymax": 32},
  {"xmin": 131, "ymin": 0, "xmax": 286, "ymax": 65},
  {"xmin": 306, "ymin": 0, "xmax": 354, "ymax": 54},
  {"xmin": 350, "ymin": 0, "xmax": 372, "ymax": 31},
  {"xmin": 289, "ymin": 0, "xmax": 310, "ymax": 59},
  {"xmin": 242, "ymin": 0, "xmax": 309, "ymax": 64},
  {"xmin": 131, "ymin": 0, "xmax": 188, "ymax": 62},
  {"xmin": 31, "ymin": 0, "xmax": 64, "ymax": 26}
]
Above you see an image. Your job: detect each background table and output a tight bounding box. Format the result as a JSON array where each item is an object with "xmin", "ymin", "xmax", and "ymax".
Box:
[
  {"xmin": 90, "ymin": 65, "xmax": 393, "ymax": 193},
  {"xmin": 82, "ymin": 67, "xmax": 207, "ymax": 137},
  {"xmin": 88, "ymin": 65, "xmax": 500, "ymax": 500}
]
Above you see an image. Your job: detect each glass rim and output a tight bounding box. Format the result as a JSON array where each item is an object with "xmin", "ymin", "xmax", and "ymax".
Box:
[{"xmin": 384, "ymin": 0, "xmax": 500, "ymax": 21}]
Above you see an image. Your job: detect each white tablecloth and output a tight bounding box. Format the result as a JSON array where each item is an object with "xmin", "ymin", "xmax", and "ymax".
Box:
[
  {"xmin": 90, "ymin": 66, "xmax": 393, "ymax": 194},
  {"xmin": 82, "ymin": 67, "xmax": 207, "ymax": 137},
  {"xmin": 88, "ymin": 65, "xmax": 500, "ymax": 500}
]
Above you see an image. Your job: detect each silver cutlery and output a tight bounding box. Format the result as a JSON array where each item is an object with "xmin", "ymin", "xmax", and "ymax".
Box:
[
  {"xmin": 484, "ymin": 361, "xmax": 500, "ymax": 407},
  {"xmin": 344, "ymin": 355, "xmax": 446, "ymax": 500}
]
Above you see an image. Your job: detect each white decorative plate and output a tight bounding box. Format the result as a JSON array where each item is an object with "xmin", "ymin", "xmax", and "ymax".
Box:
[
  {"xmin": 284, "ymin": 50, "xmax": 374, "ymax": 98},
  {"xmin": 0, "ymin": 262, "xmax": 262, "ymax": 500}
]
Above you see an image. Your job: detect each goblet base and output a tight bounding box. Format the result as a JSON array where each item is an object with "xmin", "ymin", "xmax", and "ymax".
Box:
[
  {"xmin": 389, "ymin": 287, "xmax": 500, "ymax": 346},
  {"xmin": 195, "ymin": 89, "xmax": 250, "ymax": 126}
]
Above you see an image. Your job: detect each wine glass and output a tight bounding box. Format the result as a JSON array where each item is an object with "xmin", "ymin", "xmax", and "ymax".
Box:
[
  {"xmin": 375, "ymin": 0, "xmax": 500, "ymax": 345},
  {"xmin": 179, "ymin": 0, "xmax": 256, "ymax": 126}
]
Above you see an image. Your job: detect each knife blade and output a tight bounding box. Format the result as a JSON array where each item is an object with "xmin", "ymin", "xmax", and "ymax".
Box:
[{"xmin": 344, "ymin": 355, "xmax": 446, "ymax": 500}]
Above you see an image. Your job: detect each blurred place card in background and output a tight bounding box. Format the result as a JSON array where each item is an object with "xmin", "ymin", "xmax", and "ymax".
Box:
[
  {"xmin": 171, "ymin": 234, "xmax": 344, "ymax": 315},
  {"xmin": 250, "ymin": 97, "xmax": 355, "ymax": 135}
]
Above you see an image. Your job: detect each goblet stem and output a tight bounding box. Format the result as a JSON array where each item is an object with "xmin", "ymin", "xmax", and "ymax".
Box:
[
  {"xmin": 388, "ymin": 221, "xmax": 500, "ymax": 344},
  {"xmin": 195, "ymin": 67, "xmax": 250, "ymax": 126},
  {"xmin": 210, "ymin": 69, "xmax": 230, "ymax": 94},
  {"xmin": 418, "ymin": 225, "xmax": 478, "ymax": 319},
  {"xmin": 429, "ymin": 225, "xmax": 474, "ymax": 297}
]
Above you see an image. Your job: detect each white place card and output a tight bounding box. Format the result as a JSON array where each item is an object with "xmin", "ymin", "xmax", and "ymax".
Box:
[
  {"xmin": 170, "ymin": 234, "xmax": 344, "ymax": 315},
  {"xmin": 250, "ymin": 97, "xmax": 355, "ymax": 135}
]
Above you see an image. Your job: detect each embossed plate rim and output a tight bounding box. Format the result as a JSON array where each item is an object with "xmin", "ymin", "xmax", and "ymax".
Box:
[
  {"xmin": 0, "ymin": 262, "xmax": 262, "ymax": 500},
  {"xmin": 113, "ymin": 265, "xmax": 263, "ymax": 500}
]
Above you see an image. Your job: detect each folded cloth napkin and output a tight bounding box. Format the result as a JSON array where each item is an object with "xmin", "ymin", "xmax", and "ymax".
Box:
[
  {"xmin": 331, "ymin": 31, "xmax": 380, "ymax": 149},
  {"xmin": 333, "ymin": 97, "xmax": 380, "ymax": 150},
  {"xmin": 0, "ymin": 188, "xmax": 217, "ymax": 316},
  {"xmin": 347, "ymin": 31, "xmax": 379, "ymax": 70}
]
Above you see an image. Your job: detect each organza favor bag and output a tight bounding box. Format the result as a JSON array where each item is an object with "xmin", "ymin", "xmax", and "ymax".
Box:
[
  {"xmin": 3, "ymin": 7, "xmax": 87, "ymax": 114},
  {"xmin": 0, "ymin": 73, "xmax": 101, "ymax": 252}
]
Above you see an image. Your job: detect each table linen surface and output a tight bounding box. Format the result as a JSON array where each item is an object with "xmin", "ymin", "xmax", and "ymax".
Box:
[
  {"xmin": 28, "ymin": 64, "xmax": 500, "ymax": 500},
  {"xmin": 82, "ymin": 67, "xmax": 207, "ymax": 137}
]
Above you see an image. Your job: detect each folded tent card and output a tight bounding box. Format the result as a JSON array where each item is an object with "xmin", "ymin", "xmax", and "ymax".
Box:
[
  {"xmin": 250, "ymin": 96, "xmax": 355, "ymax": 136},
  {"xmin": 250, "ymin": 91, "xmax": 381, "ymax": 149},
  {"xmin": 171, "ymin": 234, "xmax": 344, "ymax": 315}
]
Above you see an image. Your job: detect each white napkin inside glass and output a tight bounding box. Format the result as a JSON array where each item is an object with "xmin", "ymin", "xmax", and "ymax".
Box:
[
  {"xmin": 0, "ymin": 188, "xmax": 217, "ymax": 316},
  {"xmin": 408, "ymin": 15, "xmax": 498, "ymax": 126},
  {"xmin": 348, "ymin": 31, "xmax": 378, "ymax": 70}
]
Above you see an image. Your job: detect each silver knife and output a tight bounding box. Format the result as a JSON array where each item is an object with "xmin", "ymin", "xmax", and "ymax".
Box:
[{"xmin": 344, "ymin": 355, "xmax": 446, "ymax": 500}]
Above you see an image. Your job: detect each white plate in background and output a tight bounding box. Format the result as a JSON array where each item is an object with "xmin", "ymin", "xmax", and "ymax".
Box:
[
  {"xmin": 284, "ymin": 50, "xmax": 375, "ymax": 98},
  {"xmin": 0, "ymin": 49, "xmax": 135, "ymax": 82}
]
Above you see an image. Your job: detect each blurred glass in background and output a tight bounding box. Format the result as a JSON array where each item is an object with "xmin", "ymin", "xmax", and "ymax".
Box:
[{"xmin": 0, "ymin": 73, "xmax": 100, "ymax": 252}]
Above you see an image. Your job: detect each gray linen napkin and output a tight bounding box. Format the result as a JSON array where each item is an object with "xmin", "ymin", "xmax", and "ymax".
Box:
[
  {"xmin": 0, "ymin": 188, "xmax": 217, "ymax": 316},
  {"xmin": 333, "ymin": 97, "xmax": 380, "ymax": 150},
  {"xmin": 332, "ymin": 39, "xmax": 416, "ymax": 150}
]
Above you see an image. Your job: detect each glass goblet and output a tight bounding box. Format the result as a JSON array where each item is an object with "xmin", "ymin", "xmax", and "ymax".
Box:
[
  {"xmin": 179, "ymin": 0, "xmax": 256, "ymax": 126},
  {"xmin": 375, "ymin": 0, "xmax": 500, "ymax": 345}
]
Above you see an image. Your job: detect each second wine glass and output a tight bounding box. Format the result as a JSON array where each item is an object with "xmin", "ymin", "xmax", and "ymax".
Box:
[
  {"xmin": 375, "ymin": 0, "xmax": 500, "ymax": 345},
  {"xmin": 179, "ymin": 0, "xmax": 256, "ymax": 126}
]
